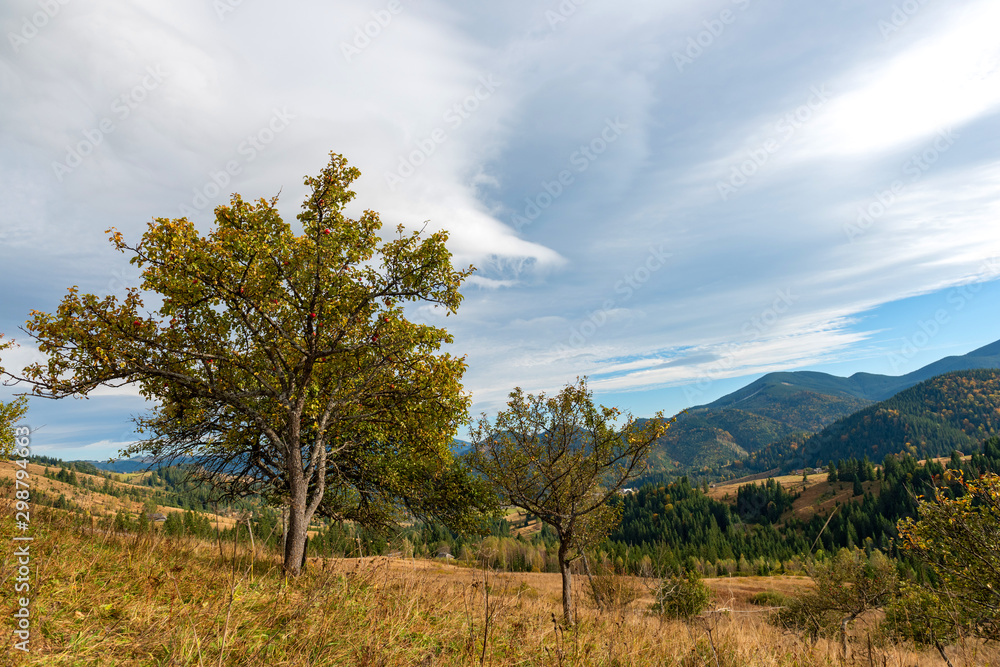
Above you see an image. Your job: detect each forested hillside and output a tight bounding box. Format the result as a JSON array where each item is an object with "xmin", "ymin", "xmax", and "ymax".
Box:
[
  {"xmin": 603, "ymin": 436, "xmax": 1000, "ymax": 578},
  {"xmin": 701, "ymin": 378, "xmax": 873, "ymax": 426},
  {"xmin": 782, "ymin": 369, "xmax": 1000, "ymax": 469}
]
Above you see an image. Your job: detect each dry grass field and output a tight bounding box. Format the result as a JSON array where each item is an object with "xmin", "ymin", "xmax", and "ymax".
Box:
[
  {"xmin": 707, "ymin": 474, "xmax": 812, "ymax": 499},
  {"xmin": 356, "ymin": 556, "xmax": 814, "ymax": 612},
  {"xmin": 3, "ymin": 502, "xmax": 996, "ymax": 666}
]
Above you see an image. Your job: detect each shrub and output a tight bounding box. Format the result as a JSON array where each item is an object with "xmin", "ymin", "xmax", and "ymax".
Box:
[
  {"xmin": 897, "ymin": 470, "xmax": 1000, "ymax": 641},
  {"xmin": 651, "ymin": 570, "xmax": 711, "ymax": 620},
  {"xmin": 882, "ymin": 585, "xmax": 963, "ymax": 660}
]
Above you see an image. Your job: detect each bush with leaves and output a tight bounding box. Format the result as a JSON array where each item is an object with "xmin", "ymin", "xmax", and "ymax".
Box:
[
  {"xmin": 651, "ymin": 570, "xmax": 711, "ymax": 620},
  {"xmin": 897, "ymin": 470, "xmax": 1000, "ymax": 642},
  {"xmin": 882, "ymin": 585, "xmax": 966, "ymax": 666}
]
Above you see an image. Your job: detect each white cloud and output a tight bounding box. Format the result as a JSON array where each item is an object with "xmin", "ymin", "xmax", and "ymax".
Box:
[
  {"xmin": 795, "ymin": 0, "xmax": 1000, "ymax": 158},
  {"xmin": 4, "ymin": 0, "xmax": 1000, "ymax": 453}
]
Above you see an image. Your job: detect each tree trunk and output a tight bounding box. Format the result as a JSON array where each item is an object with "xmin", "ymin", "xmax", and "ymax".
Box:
[
  {"xmin": 840, "ymin": 612, "xmax": 858, "ymax": 662},
  {"xmin": 840, "ymin": 616, "xmax": 849, "ymax": 662},
  {"xmin": 283, "ymin": 471, "xmax": 309, "ymax": 576},
  {"xmin": 558, "ymin": 541, "xmax": 574, "ymax": 626},
  {"xmin": 935, "ymin": 641, "xmax": 955, "ymax": 667}
]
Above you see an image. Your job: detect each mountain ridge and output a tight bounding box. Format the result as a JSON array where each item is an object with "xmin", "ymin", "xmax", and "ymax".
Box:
[{"xmin": 646, "ymin": 337, "xmax": 1000, "ymax": 475}]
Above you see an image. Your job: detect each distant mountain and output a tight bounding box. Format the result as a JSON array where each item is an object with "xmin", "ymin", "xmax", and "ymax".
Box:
[
  {"xmin": 641, "ymin": 409, "xmax": 798, "ymax": 470},
  {"xmin": 705, "ymin": 339, "xmax": 1000, "ymax": 408},
  {"xmin": 647, "ymin": 338, "xmax": 1000, "ymax": 474},
  {"xmin": 699, "ymin": 386, "xmax": 871, "ymax": 434},
  {"xmin": 75, "ymin": 458, "xmax": 147, "ymax": 473},
  {"xmin": 78, "ymin": 456, "xmax": 197, "ymax": 474},
  {"xmin": 783, "ymin": 368, "xmax": 1000, "ymax": 469}
]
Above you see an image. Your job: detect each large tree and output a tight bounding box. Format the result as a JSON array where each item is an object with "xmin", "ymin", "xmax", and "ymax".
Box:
[
  {"xmin": 0, "ymin": 335, "xmax": 29, "ymax": 455},
  {"xmin": 14, "ymin": 152, "xmax": 492, "ymax": 574},
  {"xmin": 467, "ymin": 378, "xmax": 670, "ymax": 625}
]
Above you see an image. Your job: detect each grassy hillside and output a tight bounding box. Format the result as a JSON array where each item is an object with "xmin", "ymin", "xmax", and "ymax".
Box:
[
  {"xmin": 2, "ymin": 501, "xmax": 984, "ymax": 666},
  {"xmin": 0, "ymin": 460, "xmax": 243, "ymax": 532}
]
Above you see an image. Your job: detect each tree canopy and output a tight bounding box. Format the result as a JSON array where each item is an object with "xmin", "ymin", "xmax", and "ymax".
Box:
[{"xmin": 15, "ymin": 152, "xmax": 493, "ymax": 574}]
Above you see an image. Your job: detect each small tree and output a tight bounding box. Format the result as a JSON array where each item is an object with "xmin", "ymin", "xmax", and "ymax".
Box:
[
  {"xmin": 468, "ymin": 378, "xmax": 671, "ymax": 624},
  {"xmin": 897, "ymin": 469, "xmax": 1000, "ymax": 642},
  {"xmin": 0, "ymin": 335, "xmax": 29, "ymax": 456},
  {"xmin": 776, "ymin": 547, "xmax": 896, "ymax": 656}
]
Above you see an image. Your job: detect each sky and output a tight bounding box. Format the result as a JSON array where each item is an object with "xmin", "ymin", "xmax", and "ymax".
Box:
[{"xmin": 1, "ymin": 0, "xmax": 999, "ymax": 460}]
